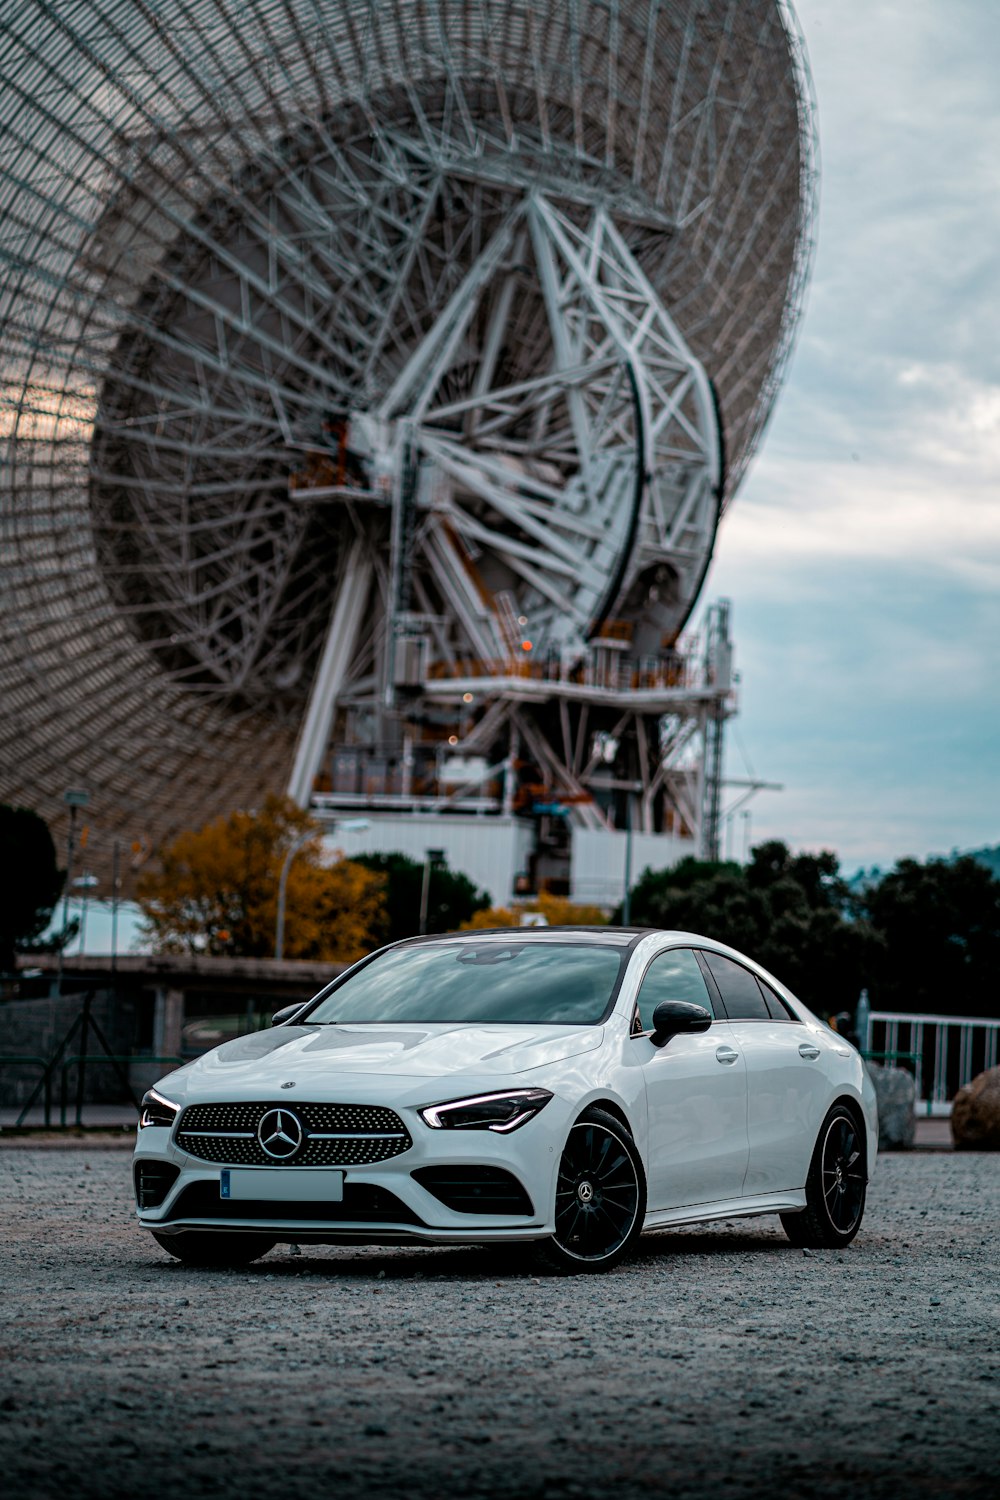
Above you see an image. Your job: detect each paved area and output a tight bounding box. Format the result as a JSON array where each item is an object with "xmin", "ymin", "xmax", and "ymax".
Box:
[{"xmin": 1, "ymin": 1148, "xmax": 997, "ymax": 1499}]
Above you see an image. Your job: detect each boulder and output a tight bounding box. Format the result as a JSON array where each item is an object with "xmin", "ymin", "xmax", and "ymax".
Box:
[
  {"xmin": 865, "ymin": 1062, "xmax": 916, "ymax": 1149},
  {"xmin": 950, "ymin": 1064, "xmax": 1000, "ymax": 1150}
]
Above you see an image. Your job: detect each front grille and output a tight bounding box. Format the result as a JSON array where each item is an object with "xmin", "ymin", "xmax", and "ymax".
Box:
[
  {"xmin": 162, "ymin": 1181, "xmax": 422, "ymax": 1226},
  {"xmin": 176, "ymin": 1101, "xmax": 412, "ymax": 1167},
  {"xmin": 411, "ymin": 1166, "xmax": 534, "ymax": 1216},
  {"xmin": 135, "ymin": 1161, "xmax": 180, "ymax": 1210}
]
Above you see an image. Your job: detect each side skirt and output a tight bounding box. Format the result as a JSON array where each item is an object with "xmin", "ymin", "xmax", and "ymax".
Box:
[{"xmin": 642, "ymin": 1190, "xmax": 807, "ymax": 1231}]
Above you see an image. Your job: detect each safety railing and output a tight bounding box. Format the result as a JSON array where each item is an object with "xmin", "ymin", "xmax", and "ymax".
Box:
[
  {"xmin": 861, "ymin": 1048, "xmax": 922, "ymax": 1078},
  {"xmin": 864, "ymin": 1012, "xmax": 1000, "ymax": 1115},
  {"xmin": 1, "ymin": 1053, "xmax": 181, "ymax": 1130},
  {"xmin": 57, "ymin": 1055, "xmax": 183, "ymax": 1129},
  {"xmin": 0, "ymin": 1056, "xmax": 52, "ymax": 1123}
]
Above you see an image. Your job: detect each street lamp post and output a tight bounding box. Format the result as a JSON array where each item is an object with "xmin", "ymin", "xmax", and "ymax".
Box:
[
  {"xmin": 419, "ymin": 848, "xmax": 446, "ymax": 936},
  {"xmin": 73, "ymin": 873, "xmax": 99, "ymax": 955},
  {"xmin": 57, "ymin": 788, "xmax": 89, "ymax": 994},
  {"xmin": 110, "ymin": 841, "xmax": 121, "ymax": 973},
  {"xmin": 274, "ymin": 818, "xmax": 371, "ymax": 960},
  {"xmin": 274, "ymin": 830, "xmax": 314, "ymax": 962},
  {"xmin": 622, "ymin": 797, "xmax": 634, "ymax": 925}
]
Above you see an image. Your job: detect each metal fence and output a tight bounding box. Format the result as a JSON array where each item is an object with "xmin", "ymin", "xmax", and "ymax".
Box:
[
  {"xmin": 864, "ymin": 1011, "xmax": 1000, "ymax": 1115},
  {"xmin": 0, "ymin": 1053, "xmax": 181, "ymax": 1130}
]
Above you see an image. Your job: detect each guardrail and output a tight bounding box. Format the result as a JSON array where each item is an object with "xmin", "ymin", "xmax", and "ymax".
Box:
[
  {"xmin": 864, "ymin": 1012, "xmax": 1000, "ymax": 1115},
  {"xmin": 0, "ymin": 1053, "xmax": 181, "ymax": 1129},
  {"xmin": 0, "ymin": 1056, "xmax": 52, "ymax": 1123},
  {"xmin": 862, "ymin": 1048, "xmax": 922, "ymax": 1077},
  {"xmin": 57, "ymin": 1055, "xmax": 183, "ymax": 1129}
]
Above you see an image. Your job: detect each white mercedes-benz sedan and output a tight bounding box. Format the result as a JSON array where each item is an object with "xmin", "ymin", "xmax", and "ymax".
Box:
[{"xmin": 134, "ymin": 928, "xmax": 878, "ymax": 1272}]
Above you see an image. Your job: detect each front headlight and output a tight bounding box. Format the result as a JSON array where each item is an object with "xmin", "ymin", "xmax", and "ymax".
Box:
[
  {"xmin": 419, "ymin": 1089, "xmax": 553, "ymax": 1133},
  {"xmin": 138, "ymin": 1088, "xmax": 180, "ymax": 1129}
]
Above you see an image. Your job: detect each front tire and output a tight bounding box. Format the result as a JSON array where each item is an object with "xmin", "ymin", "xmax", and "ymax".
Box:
[
  {"xmin": 534, "ymin": 1107, "xmax": 645, "ymax": 1274},
  {"xmin": 781, "ymin": 1104, "xmax": 867, "ymax": 1249},
  {"xmin": 151, "ymin": 1230, "xmax": 276, "ymax": 1266}
]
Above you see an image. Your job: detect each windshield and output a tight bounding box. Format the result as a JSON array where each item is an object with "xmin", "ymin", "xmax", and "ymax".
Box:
[{"xmin": 306, "ymin": 941, "xmax": 625, "ymax": 1026}]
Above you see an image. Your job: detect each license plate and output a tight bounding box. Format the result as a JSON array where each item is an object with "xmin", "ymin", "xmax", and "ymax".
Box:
[{"xmin": 220, "ymin": 1168, "xmax": 344, "ymax": 1203}]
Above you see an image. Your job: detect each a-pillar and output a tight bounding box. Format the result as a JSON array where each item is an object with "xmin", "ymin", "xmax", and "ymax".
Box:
[{"xmin": 153, "ymin": 985, "xmax": 185, "ymax": 1060}]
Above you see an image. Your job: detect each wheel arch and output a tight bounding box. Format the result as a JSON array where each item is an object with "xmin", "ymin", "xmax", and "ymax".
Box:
[
  {"xmin": 583, "ymin": 1096, "xmax": 634, "ymax": 1137},
  {"xmin": 830, "ymin": 1093, "xmax": 870, "ymax": 1180},
  {"xmin": 536, "ymin": 1094, "xmax": 647, "ymax": 1272}
]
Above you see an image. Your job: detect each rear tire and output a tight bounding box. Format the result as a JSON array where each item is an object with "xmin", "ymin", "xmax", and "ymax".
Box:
[
  {"xmin": 781, "ymin": 1104, "xmax": 867, "ymax": 1249},
  {"xmin": 534, "ymin": 1106, "xmax": 645, "ymax": 1274},
  {"xmin": 151, "ymin": 1230, "xmax": 276, "ymax": 1266}
]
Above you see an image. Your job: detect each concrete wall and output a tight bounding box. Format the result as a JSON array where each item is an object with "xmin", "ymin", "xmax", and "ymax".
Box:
[
  {"xmin": 571, "ymin": 827, "xmax": 692, "ymax": 908},
  {"xmin": 330, "ymin": 815, "xmax": 690, "ymax": 910},
  {"xmin": 326, "ymin": 814, "xmax": 535, "ymax": 907}
]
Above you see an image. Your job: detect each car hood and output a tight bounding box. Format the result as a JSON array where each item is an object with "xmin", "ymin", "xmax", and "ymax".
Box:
[{"xmin": 163, "ymin": 1022, "xmax": 604, "ymax": 1101}]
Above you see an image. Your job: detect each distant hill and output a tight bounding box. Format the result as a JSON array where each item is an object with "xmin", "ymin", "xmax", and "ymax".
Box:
[
  {"xmin": 966, "ymin": 844, "xmax": 1000, "ymax": 880},
  {"xmin": 844, "ymin": 845, "xmax": 1000, "ymax": 890}
]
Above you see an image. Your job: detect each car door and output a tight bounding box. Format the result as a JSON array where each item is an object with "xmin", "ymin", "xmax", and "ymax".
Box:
[
  {"xmin": 635, "ymin": 947, "xmax": 749, "ymax": 1211},
  {"xmin": 698, "ymin": 950, "xmax": 831, "ymax": 1195}
]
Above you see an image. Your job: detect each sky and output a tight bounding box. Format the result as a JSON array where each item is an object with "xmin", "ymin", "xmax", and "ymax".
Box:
[{"xmin": 704, "ymin": 0, "xmax": 1000, "ymax": 873}]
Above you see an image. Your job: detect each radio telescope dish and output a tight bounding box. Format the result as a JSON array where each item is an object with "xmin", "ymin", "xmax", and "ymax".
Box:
[{"xmin": 0, "ymin": 0, "xmax": 815, "ymax": 874}]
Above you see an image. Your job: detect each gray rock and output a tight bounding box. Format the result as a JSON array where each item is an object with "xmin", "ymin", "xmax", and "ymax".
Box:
[
  {"xmin": 950, "ymin": 1064, "xmax": 1000, "ymax": 1150},
  {"xmin": 865, "ymin": 1062, "xmax": 916, "ymax": 1149}
]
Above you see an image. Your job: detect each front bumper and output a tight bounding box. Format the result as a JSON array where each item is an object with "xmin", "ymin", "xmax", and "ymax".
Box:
[{"xmin": 133, "ymin": 1093, "xmax": 570, "ymax": 1245}]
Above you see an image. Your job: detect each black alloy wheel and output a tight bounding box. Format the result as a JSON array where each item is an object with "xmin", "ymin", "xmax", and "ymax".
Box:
[
  {"xmin": 535, "ymin": 1106, "xmax": 645, "ymax": 1273},
  {"xmin": 781, "ymin": 1103, "xmax": 867, "ymax": 1249},
  {"xmin": 151, "ymin": 1230, "xmax": 276, "ymax": 1266}
]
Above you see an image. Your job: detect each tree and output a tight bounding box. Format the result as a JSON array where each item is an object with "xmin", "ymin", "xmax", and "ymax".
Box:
[
  {"xmin": 352, "ymin": 852, "xmax": 490, "ymax": 943},
  {"xmin": 460, "ymin": 891, "xmax": 609, "ymax": 930},
  {"xmin": 619, "ymin": 840, "xmax": 875, "ymax": 1018},
  {"xmin": 622, "ymin": 856, "xmax": 746, "ymax": 929},
  {"xmin": 859, "ymin": 855, "xmax": 1000, "ymax": 1018},
  {"xmin": 136, "ymin": 796, "xmax": 385, "ymax": 962},
  {"xmin": 0, "ymin": 804, "xmax": 65, "ymax": 971}
]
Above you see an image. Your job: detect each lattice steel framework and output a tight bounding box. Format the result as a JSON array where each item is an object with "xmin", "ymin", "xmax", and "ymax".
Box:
[{"xmin": 0, "ymin": 0, "xmax": 816, "ymax": 876}]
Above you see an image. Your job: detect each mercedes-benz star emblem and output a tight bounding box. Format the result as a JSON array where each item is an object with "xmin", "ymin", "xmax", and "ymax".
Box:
[{"xmin": 257, "ymin": 1107, "xmax": 303, "ymax": 1160}]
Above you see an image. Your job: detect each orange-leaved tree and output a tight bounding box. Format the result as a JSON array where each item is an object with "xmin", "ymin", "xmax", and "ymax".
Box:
[
  {"xmin": 459, "ymin": 891, "xmax": 608, "ymax": 930},
  {"xmin": 136, "ymin": 795, "xmax": 385, "ymax": 962}
]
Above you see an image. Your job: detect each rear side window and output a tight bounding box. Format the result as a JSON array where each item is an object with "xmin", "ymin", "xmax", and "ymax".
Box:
[
  {"xmin": 700, "ymin": 951, "xmax": 770, "ymax": 1020},
  {"xmin": 757, "ymin": 977, "xmax": 797, "ymax": 1021},
  {"xmin": 635, "ymin": 948, "xmax": 715, "ymax": 1031}
]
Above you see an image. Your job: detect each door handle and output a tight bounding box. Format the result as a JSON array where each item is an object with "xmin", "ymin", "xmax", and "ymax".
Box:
[
  {"xmin": 715, "ymin": 1046, "xmax": 740, "ymax": 1065},
  {"xmin": 798, "ymin": 1043, "xmax": 821, "ymax": 1060}
]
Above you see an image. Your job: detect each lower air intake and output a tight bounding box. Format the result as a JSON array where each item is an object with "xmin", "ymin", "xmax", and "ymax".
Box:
[
  {"xmin": 162, "ymin": 1181, "xmax": 422, "ymax": 1225},
  {"xmin": 411, "ymin": 1166, "xmax": 534, "ymax": 1216},
  {"xmin": 135, "ymin": 1161, "xmax": 180, "ymax": 1210}
]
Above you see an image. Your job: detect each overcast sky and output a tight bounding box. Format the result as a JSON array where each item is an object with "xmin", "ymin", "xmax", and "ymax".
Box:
[{"xmin": 705, "ymin": 0, "xmax": 1000, "ymax": 872}]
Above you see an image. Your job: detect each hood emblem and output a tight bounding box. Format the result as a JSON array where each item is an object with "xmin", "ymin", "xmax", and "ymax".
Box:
[
  {"xmin": 257, "ymin": 1107, "xmax": 303, "ymax": 1160},
  {"xmin": 280, "ymin": 1081, "xmax": 296, "ymax": 1089}
]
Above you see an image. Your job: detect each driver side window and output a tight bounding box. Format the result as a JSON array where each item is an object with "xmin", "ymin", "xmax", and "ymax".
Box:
[{"xmin": 634, "ymin": 948, "xmax": 715, "ymax": 1032}]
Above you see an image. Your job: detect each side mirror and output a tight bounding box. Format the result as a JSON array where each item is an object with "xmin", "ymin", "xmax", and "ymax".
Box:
[
  {"xmin": 650, "ymin": 1000, "xmax": 712, "ymax": 1048},
  {"xmin": 271, "ymin": 1002, "xmax": 309, "ymax": 1027}
]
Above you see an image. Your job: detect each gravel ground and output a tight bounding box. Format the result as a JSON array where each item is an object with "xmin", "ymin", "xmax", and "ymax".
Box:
[{"xmin": 1, "ymin": 1144, "xmax": 997, "ymax": 1500}]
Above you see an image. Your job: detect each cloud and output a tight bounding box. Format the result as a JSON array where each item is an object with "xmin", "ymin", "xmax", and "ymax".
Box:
[
  {"xmin": 705, "ymin": 3, "xmax": 1000, "ymax": 869},
  {"xmin": 720, "ymin": 444, "xmax": 1000, "ymax": 582}
]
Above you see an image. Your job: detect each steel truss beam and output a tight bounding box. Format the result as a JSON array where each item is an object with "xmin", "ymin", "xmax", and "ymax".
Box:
[
  {"xmin": 0, "ymin": 1, "xmax": 812, "ymax": 872},
  {"xmin": 283, "ymin": 179, "xmax": 724, "ymax": 813}
]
